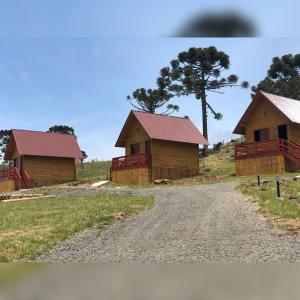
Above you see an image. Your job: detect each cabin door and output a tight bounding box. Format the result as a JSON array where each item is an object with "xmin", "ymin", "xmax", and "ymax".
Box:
[{"xmin": 278, "ymin": 125, "xmax": 288, "ymax": 140}]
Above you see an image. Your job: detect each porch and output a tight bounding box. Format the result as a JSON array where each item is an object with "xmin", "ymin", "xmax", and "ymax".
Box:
[
  {"xmin": 111, "ymin": 153, "xmax": 152, "ymax": 171},
  {"xmin": 0, "ymin": 167, "xmax": 30, "ymax": 192},
  {"xmin": 111, "ymin": 154, "xmax": 152, "ymax": 185},
  {"xmin": 235, "ymin": 139, "xmax": 300, "ymax": 176}
]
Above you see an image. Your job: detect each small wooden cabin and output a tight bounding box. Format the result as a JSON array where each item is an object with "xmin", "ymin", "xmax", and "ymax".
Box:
[
  {"xmin": 0, "ymin": 129, "xmax": 83, "ymax": 192},
  {"xmin": 111, "ymin": 110, "xmax": 208, "ymax": 185},
  {"xmin": 233, "ymin": 91, "xmax": 300, "ymax": 176}
]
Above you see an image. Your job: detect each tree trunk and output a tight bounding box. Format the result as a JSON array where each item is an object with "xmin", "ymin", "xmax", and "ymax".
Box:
[{"xmin": 201, "ymin": 92, "xmax": 209, "ymax": 157}]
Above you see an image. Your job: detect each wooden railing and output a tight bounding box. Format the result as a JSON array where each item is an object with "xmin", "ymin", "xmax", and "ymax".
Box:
[
  {"xmin": 235, "ymin": 139, "xmax": 300, "ymax": 164},
  {"xmin": 0, "ymin": 167, "xmax": 30, "ymax": 189},
  {"xmin": 111, "ymin": 153, "xmax": 152, "ymax": 171},
  {"xmin": 21, "ymin": 170, "xmax": 30, "ymax": 189}
]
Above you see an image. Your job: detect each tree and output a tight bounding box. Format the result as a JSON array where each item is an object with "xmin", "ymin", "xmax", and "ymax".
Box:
[
  {"xmin": 252, "ymin": 54, "xmax": 300, "ymax": 100},
  {"xmin": 157, "ymin": 46, "xmax": 248, "ymax": 156},
  {"xmin": 81, "ymin": 150, "xmax": 88, "ymax": 161},
  {"xmin": 127, "ymin": 88, "xmax": 179, "ymax": 115},
  {"xmin": 48, "ymin": 125, "xmax": 88, "ymax": 162},
  {"xmin": 0, "ymin": 130, "xmax": 11, "ymax": 161},
  {"xmin": 48, "ymin": 125, "xmax": 75, "ymax": 136}
]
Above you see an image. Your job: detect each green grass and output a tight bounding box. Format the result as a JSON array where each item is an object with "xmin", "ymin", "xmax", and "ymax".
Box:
[
  {"xmin": 240, "ymin": 178, "xmax": 300, "ymax": 232},
  {"xmin": 76, "ymin": 159, "xmax": 111, "ymax": 181},
  {"xmin": 199, "ymin": 140, "xmax": 240, "ymax": 176},
  {"xmin": 0, "ymin": 194, "xmax": 153, "ymax": 262}
]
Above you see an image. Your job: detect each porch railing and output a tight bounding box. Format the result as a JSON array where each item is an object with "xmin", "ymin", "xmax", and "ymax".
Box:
[
  {"xmin": 235, "ymin": 139, "xmax": 300, "ymax": 164},
  {"xmin": 111, "ymin": 153, "xmax": 152, "ymax": 171},
  {"xmin": 0, "ymin": 167, "xmax": 30, "ymax": 189}
]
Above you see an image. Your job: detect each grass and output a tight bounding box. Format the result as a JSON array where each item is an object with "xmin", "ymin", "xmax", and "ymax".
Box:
[
  {"xmin": 240, "ymin": 178, "xmax": 300, "ymax": 232},
  {"xmin": 199, "ymin": 140, "xmax": 240, "ymax": 176},
  {"xmin": 76, "ymin": 159, "xmax": 111, "ymax": 181},
  {"xmin": 0, "ymin": 194, "xmax": 153, "ymax": 262}
]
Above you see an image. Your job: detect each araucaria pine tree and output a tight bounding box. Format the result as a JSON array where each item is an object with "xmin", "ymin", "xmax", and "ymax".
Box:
[
  {"xmin": 157, "ymin": 46, "xmax": 248, "ymax": 156},
  {"xmin": 127, "ymin": 88, "xmax": 179, "ymax": 115}
]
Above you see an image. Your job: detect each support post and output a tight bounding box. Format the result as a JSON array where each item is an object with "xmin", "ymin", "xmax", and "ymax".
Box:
[{"xmin": 276, "ymin": 176, "xmax": 281, "ymax": 198}]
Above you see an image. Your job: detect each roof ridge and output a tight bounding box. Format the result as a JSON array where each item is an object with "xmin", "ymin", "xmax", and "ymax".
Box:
[
  {"xmin": 261, "ymin": 91, "xmax": 300, "ymax": 103},
  {"xmin": 12, "ymin": 129, "xmax": 76, "ymax": 137},
  {"xmin": 132, "ymin": 110, "xmax": 190, "ymax": 120}
]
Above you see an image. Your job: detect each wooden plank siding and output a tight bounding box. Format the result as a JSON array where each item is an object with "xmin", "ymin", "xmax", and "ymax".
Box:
[
  {"xmin": 244, "ymin": 97, "xmax": 290, "ymax": 143},
  {"xmin": 151, "ymin": 140, "xmax": 199, "ymax": 181},
  {"xmin": 111, "ymin": 167, "xmax": 151, "ymax": 185},
  {"xmin": 124, "ymin": 117, "xmax": 150, "ymax": 156},
  {"xmin": 23, "ymin": 156, "xmax": 76, "ymax": 188},
  {"xmin": 235, "ymin": 155, "xmax": 286, "ymax": 176},
  {"xmin": 0, "ymin": 179, "xmax": 15, "ymax": 193},
  {"xmin": 288, "ymin": 123, "xmax": 300, "ymax": 145}
]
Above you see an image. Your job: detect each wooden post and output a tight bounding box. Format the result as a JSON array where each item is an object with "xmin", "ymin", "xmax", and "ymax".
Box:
[{"xmin": 276, "ymin": 176, "xmax": 281, "ymax": 198}]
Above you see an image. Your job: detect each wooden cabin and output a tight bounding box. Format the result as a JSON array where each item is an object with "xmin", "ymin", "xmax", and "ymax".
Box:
[
  {"xmin": 0, "ymin": 129, "xmax": 83, "ymax": 192},
  {"xmin": 233, "ymin": 91, "xmax": 300, "ymax": 176},
  {"xmin": 111, "ymin": 110, "xmax": 208, "ymax": 184}
]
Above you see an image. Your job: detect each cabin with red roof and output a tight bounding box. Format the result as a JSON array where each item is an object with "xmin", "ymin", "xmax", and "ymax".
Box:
[
  {"xmin": 111, "ymin": 110, "xmax": 208, "ymax": 184},
  {"xmin": 233, "ymin": 91, "xmax": 300, "ymax": 176},
  {"xmin": 0, "ymin": 130, "xmax": 83, "ymax": 192}
]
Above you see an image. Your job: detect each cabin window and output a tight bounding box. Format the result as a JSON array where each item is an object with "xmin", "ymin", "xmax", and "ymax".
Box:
[
  {"xmin": 130, "ymin": 143, "xmax": 140, "ymax": 155},
  {"xmin": 278, "ymin": 125, "xmax": 288, "ymax": 140},
  {"xmin": 145, "ymin": 140, "xmax": 151, "ymax": 154},
  {"xmin": 254, "ymin": 128, "xmax": 269, "ymax": 142}
]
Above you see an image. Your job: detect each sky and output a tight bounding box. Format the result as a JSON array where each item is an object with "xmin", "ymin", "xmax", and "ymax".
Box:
[
  {"xmin": 0, "ymin": 1, "xmax": 299, "ymax": 160},
  {"xmin": 0, "ymin": 0, "xmax": 299, "ymax": 37}
]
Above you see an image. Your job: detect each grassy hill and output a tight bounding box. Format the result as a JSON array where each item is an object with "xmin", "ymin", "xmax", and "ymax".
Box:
[
  {"xmin": 76, "ymin": 160, "xmax": 112, "ymax": 181},
  {"xmin": 199, "ymin": 139, "xmax": 241, "ymax": 176}
]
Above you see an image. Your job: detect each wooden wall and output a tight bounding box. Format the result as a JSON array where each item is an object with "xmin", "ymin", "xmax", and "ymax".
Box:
[
  {"xmin": 0, "ymin": 179, "xmax": 15, "ymax": 193},
  {"xmin": 124, "ymin": 118, "xmax": 150, "ymax": 156},
  {"xmin": 23, "ymin": 156, "xmax": 76, "ymax": 188},
  {"xmin": 235, "ymin": 155, "xmax": 286, "ymax": 176},
  {"xmin": 151, "ymin": 140, "xmax": 199, "ymax": 180},
  {"xmin": 111, "ymin": 168, "xmax": 151, "ymax": 185},
  {"xmin": 288, "ymin": 123, "xmax": 300, "ymax": 144},
  {"xmin": 245, "ymin": 97, "xmax": 290, "ymax": 143}
]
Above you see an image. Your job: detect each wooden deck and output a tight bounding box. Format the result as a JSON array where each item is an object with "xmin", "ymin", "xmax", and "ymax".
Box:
[
  {"xmin": 235, "ymin": 139, "xmax": 300, "ymax": 176},
  {"xmin": 111, "ymin": 153, "xmax": 152, "ymax": 171}
]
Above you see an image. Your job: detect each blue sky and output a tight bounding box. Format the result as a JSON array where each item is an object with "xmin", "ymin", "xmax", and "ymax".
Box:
[
  {"xmin": 0, "ymin": 0, "xmax": 299, "ymax": 37},
  {"xmin": 0, "ymin": 38, "xmax": 299, "ymax": 160}
]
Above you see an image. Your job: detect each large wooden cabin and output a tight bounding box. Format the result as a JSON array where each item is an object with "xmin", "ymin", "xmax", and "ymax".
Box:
[
  {"xmin": 111, "ymin": 110, "xmax": 208, "ymax": 185},
  {"xmin": 0, "ymin": 129, "xmax": 83, "ymax": 192},
  {"xmin": 233, "ymin": 91, "xmax": 300, "ymax": 176}
]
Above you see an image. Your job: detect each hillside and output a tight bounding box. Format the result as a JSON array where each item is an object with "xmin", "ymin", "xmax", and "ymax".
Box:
[
  {"xmin": 199, "ymin": 139, "xmax": 242, "ymax": 176},
  {"xmin": 76, "ymin": 160, "xmax": 112, "ymax": 181}
]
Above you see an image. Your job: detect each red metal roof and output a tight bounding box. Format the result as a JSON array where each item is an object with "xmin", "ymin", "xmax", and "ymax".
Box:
[
  {"xmin": 116, "ymin": 110, "xmax": 208, "ymax": 147},
  {"xmin": 233, "ymin": 91, "xmax": 300, "ymax": 134},
  {"xmin": 5, "ymin": 129, "xmax": 83, "ymax": 160},
  {"xmin": 260, "ymin": 91, "xmax": 300, "ymax": 124}
]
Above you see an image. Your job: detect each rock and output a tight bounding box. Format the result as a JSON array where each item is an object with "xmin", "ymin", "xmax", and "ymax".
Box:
[
  {"xmin": 154, "ymin": 179, "xmax": 171, "ymax": 184},
  {"xmin": 262, "ymin": 180, "xmax": 271, "ymax": 184},
  {"xmin": 293, "ymin": 175, "xmax": 300, "ymax": 181}
]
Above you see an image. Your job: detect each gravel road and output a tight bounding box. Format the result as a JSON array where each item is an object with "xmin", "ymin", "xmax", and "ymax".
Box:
[{"xmin": 37, "ymin": 183, "xmax": 300, "ymax": 262}]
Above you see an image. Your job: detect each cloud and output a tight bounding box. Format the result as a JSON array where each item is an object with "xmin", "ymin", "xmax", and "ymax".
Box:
[{"xmin": 19, "ymin": 70, "xmax": 30, "ymax": 80}]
